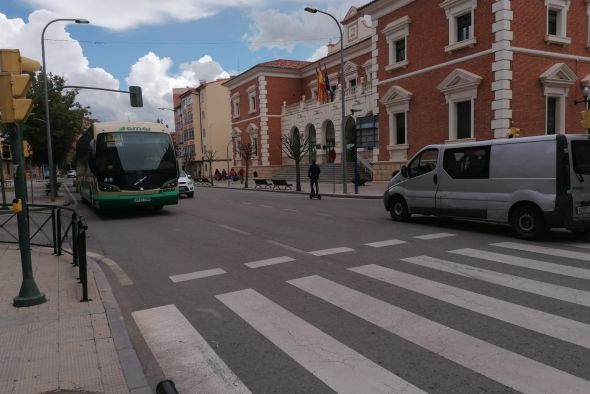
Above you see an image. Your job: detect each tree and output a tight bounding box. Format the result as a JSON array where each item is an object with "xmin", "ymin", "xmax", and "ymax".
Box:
[
  {"xmin": 203, "ymin": 149, "xmax": 216, "ymax": 186},
  {"xmin": 20, "ymin": 73, "xmax": 90, "ymax": 171},
  {"xmin": 281, "ymin": 130, "xmax": 311, "ymax": 191},
  {"xmin": 239, "ymin": 142, "xmax": 256, "ymax": 189}
]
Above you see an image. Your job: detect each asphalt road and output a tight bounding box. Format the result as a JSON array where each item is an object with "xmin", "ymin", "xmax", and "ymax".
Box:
[{"xmin": 79, "ymin": 187, "xmax": 590, "ymax": 394}]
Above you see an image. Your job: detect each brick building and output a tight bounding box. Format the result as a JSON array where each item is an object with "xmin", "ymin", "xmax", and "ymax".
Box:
[{"xmin": 225, "ymin": 1, "xmax": 590, "ymax": 181}]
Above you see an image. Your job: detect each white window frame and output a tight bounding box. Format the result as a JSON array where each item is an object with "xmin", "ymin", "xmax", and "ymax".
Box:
[
  {"xmin": 440, "ymin": 0, "xmax": 477, "ymax": 54},
  {"xmin": 231, "ymin": 93, "xmax": 240, "ymax": 118},
  {"xmin": 539, "ymin": 63, "xmax": 576, "ymax": 134},
  {"xmin": 381, "ymin": 16, "xmax": 411, "ymax": 72},
  {"xmin": 586, "ymin": 1, "xmax": 590, "ymax": 48},
  {"xmin": 545, "ymin": 0, "xmax": 571, "ymax": 46},
  {"xmin": 247, "ymin": 85, "xmax": 257, "ymax": 114}
]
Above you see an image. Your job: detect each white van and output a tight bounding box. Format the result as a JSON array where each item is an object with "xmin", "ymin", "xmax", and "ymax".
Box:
[{"xmin": 384, "ymin": 134, "xmax": 590, "ymax": 238}]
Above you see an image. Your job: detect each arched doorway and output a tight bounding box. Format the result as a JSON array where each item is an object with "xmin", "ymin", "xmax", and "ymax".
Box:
[
  {"xmin": 306, "ymin": 124, "xmax": 317, "ymax": 163},
  {"xmin": 344, "ymin": 117, "xmax": 356, "ymax": 162},
  {"xmin": 324, "ymin": 121, "xmax": 336, "ymax": 163}
]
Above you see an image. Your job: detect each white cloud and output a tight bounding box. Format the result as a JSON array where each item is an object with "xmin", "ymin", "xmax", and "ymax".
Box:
[
  {"xmin": 307, "ymin": 45, "xmax": 328, "ymax": 62},
  {"xmin": 0, "ymin": 10, "xmax": 231, "ymax": 127}
]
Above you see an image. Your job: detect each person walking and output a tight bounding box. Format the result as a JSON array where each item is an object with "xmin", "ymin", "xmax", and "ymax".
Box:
[
  {"xmin": 238, "ymin": 167, "xmax": 245, "ymax": 184},
  {"xmin": 308, "ymin": 159, "xmax": 320, "ymax": 197}
]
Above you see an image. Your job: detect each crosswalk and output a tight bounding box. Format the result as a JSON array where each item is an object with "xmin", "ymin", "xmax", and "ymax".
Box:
[{"xmin": 134, "ymin": 239, "xmax": 590, "ymax": 393}]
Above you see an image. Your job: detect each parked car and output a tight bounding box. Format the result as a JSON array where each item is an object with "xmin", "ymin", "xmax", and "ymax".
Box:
[
  {"xmin": 178, "ymin": 171, "xmax": 194, "ymax": 198},
  {"xmin": 384, "ymin": 134, "xmax": 590, "ymax": 239},
  {"xmin": 66, "ymin": 169, "xmax": 77, "ymax": 178}
]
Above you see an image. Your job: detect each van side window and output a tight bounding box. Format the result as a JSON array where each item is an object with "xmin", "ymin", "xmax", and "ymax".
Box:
[
  {"xmin": 443, "ymin": 146, "xmax": 490, "ymax": 179},
  {"xmin": 408, "ymin": 148, "xmax": 438, "ymax": 177}
]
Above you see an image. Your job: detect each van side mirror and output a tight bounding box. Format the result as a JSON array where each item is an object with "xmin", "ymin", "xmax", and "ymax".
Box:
[{"xmin": 401, "ymin": 165, "xmax": 408, "ymax": 178}]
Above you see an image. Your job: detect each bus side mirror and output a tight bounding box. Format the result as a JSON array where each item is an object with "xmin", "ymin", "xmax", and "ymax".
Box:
[{"xmin": 401, "ymin": 165, "xmax": 408, "ymax": 178}]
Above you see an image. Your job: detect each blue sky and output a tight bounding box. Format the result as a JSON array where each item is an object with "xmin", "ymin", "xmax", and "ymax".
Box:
[{"xmin": 1, "ymin": 0, "xmax": 356, "ymax": 126}]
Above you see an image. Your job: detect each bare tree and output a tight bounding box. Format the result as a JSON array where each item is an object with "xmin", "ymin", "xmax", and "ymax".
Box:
[
  {"xmin": 203, "ymin": 149, "xmax": 216, "ymax": 186},
  {"xmin": 239, "ymin": 142, "xmax": 256, "ymax": 188},
  {"xmin": 281, "ymin": 131, "xmax": 311, "ymax": 191}
]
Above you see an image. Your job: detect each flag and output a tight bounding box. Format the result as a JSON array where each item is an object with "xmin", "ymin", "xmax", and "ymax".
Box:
[
  {"xmin": 318, "ymin": 67, "xmax": 326, "ymax": 103},
  {"xmin": 324, "ymin": 65, "xmax": 334, "ymax": 102}
]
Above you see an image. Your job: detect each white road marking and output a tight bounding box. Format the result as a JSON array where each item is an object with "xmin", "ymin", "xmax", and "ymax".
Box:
[
  {"xmin": 132, "ymin": 305, "xmax": 251, "ymax": 394},
  {"xmin": 315, "ymin": 212, "xmax": 334, "ymax": 218},
  {"xmin": 260, "ymin": 205, "xmax": 273, "ymax": 208},
  {"xmin": 350, "ymin": 264, "xmax": 590, "ymax": 350},
  {"xmin": 365, "ymin": 239, "xmax": 407, "ymax": 248},
  {"xmin": 403, "ymin": 255, "xmax": 590, "ymax": 308},
  {"xmin": 87, "ymin": 251, "xmax": 133, "ymax": 286},
  {"xmin": 451, "ymin": 248, "xmax": 590, "ymax": 280},
  {"xmin": 169, "ymin": 268, "xmax": 226, "ymax": 283},
  {"xmin": 413, "ymin": 233, "xmax": 456, "ymax": 240},
  {"xmin": 266, "ymin": 240, "xmax": 309, "ymax": 255},
  {"xmin": 216, "ymin": 289, "xmax": 426, "ymax": 394},
  {"xmin": 283, "ymin": 208, "xmax": 298, "ymax": 213},
  {"xmin": 288, "ymin": 275, "xmax": 590, "ymax": 394},
  {"xmin": 492, "ymin": 242, "xmax": 590, "ymax": 261},
  {"xmin": 309, "ymin": 247, "xmax": 355, "ymax": 256},
  {"xmin": 244, "ymin": 256, "xmax": 295, "ymax": 269},
  {"xmin": 218, "ymin": 224, "xmax": 250, "ymax": 235}
]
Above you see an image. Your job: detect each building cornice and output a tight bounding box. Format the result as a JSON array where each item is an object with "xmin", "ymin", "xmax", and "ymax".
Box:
[{"xmin": 359, "ymin": 0, "xmax": 415, "ymax": 19}]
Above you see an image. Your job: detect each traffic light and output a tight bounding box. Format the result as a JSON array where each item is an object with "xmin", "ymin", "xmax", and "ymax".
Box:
[
  {"xmin": 581, "ymin": 109, "xmax": 590, "ymax": 129},
  {"xmin": 507, "ymin": 126, "xmax": 520, "ymax": 138},
  {"xmin": 129, "ymin": 85, "xmax": 143, "ymax": 107},
  {"xmin": 0, "ymin": 49, "xmax": 40, "ymax": 123}
]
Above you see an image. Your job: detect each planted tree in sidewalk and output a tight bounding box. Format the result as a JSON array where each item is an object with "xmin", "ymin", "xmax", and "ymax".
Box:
[
  {"xmin": 281, "ymin": 131, "xmax": 311, "ymax": 191},
  {"xmin": 203, "ymin": 149, "xmax": 216, "ymax": 186},
  {"xmin": 239, "ymin": 142, "xmax": 256, "ymax": 189}
]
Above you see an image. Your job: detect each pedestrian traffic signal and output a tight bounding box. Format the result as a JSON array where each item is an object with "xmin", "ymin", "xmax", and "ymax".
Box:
[
  {"xmin": 581, "ymin": 110, "xmax": 590, "ymax": 129},
  {"xmin": 129, "ymin": 85, "xmax": 143, "ymax": 107},
  {"xmin": 0, "ymin": 49, "xmax": 40, "ymax": 124}
]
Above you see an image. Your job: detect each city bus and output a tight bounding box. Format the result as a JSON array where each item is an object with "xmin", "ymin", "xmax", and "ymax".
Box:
[{"xmin": 75, "ymin": 121, "xmax": 179, "ymax": 212}]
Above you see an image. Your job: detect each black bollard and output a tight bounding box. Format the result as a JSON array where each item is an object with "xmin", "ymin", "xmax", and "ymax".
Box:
[{"xmin": 156, "ymin": 379, "xmax": 178, "ymax": 394}]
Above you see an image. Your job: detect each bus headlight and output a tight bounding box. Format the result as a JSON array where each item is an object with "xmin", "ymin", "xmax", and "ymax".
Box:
[
  {"xmin": 161, "ymin": 179, "xmax": 178, "ymax": 190},
  {"xmin": 98, "ymin": 182, "xmax": 121, "ymax": 192}
]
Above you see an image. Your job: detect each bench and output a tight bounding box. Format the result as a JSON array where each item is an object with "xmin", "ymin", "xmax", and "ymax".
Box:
[
  {"xmin": 254, "ymin": 178, "xmax": 272, "ymax": 189},
  {"xmin": 272, "ymin": 179, "xmax": 293, "ymax": 190}
]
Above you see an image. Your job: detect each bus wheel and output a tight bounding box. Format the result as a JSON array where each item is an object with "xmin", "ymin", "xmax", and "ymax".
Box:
[
  {"xmin": 510, "ymin": 204, "xmax": 545, "ymax": 239},
  {"xmin": 389, "ymin": 196, "xmax": 410, "ymax": 222}
]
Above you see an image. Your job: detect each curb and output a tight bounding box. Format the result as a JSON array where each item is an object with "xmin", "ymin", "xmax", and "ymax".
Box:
[
  {"xmin": 196, "ymin": 184, "xmax": 383, "ymax": 199},
  {"xmin": 89, "ymin": 255, "xmax": 152, "ymax": 394}
]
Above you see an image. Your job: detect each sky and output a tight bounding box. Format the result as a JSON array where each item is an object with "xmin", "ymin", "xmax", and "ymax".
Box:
[{"xmin": 0, "ymin": 0, "xmax": 358, "ymax": 128}]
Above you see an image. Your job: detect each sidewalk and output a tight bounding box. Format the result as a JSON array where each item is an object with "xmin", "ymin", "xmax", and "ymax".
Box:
[
  {"xmin": 206, "ymin": 178, "xmax": 387, "ymax": 199},
  {"xmin": 0, "ymin": 181, "xmax": 150, "ymax": 394}
]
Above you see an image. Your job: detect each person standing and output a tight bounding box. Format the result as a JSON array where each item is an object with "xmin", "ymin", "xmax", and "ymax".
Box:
[
  {"xmin": 308, "ymin": 159, "xmax": 320, "ymax": 196},
  {"xmin": 238, "ymin": 167, "xmax": 245, "ymax": 184}
]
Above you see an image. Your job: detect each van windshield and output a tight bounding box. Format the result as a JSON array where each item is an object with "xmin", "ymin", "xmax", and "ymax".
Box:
[{"xmin": 572, "ymin": 140, "xmax": 590, "ymax": 175}]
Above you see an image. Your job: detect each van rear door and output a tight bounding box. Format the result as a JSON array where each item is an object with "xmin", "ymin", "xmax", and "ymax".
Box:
[{"xmin": 569, "ymin": 137, "xmax": 590, "ymax": 225}]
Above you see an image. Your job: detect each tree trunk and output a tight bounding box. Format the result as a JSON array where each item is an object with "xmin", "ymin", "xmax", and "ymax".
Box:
[
  {"xmin": 295, "ymin": 159, "xmax": 301, "ymax": 191},
  {"xmin": 209, "ymin": 162, "xmax": 213, "ymax": 186},
  {"xmin": 244, "ymin": 161, "xmax": 249, "ymax": 188}
]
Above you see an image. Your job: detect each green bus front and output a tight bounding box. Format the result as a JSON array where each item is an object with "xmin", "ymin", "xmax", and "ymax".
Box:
[{"xmin": 79, "ymin": 131, "xmax": 179, "ymax": 211}]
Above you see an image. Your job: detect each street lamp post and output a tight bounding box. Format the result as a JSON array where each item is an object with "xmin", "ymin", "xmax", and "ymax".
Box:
[
  {"xmin": 42, "ymin": 18, "xmax": 90, "ymax": 202},
  {"xmin": 304, "ymin": 7, "xmax": 347, "ymax": 194},
  {"xmin": 226, "ymin": 139, "xmax": 233, "ymax": 187}
]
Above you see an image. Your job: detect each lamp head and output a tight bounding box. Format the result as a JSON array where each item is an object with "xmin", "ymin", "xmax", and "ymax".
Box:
[
  {"xmin": 75, "ymin": 19, "xmax": 90, "ymax": 24},
  {"xmin": 583, "ymin": 86, "xmax": 590, "ymax": 98},
  {"xmin": 304, "ymin": 7, "xmax": 317, "ymax": 13}
]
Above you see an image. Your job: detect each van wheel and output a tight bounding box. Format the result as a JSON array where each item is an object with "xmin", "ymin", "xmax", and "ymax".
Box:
[
  {"xmin": 389, "ymin": 196, "xmax": 410, "ymax": 221},
  {"xmin": 510, "ymin": 205, "xmax": 545, "ymax": 239}
]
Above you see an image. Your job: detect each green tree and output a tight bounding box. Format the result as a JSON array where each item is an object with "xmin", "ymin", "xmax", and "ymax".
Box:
[
  {"xmin": 281, "ymin": 130, "xmax": 310, "ymax": 191},
  {"xmin": 21, "ymin": 73, "xmax": 90, "ymax": 170}
]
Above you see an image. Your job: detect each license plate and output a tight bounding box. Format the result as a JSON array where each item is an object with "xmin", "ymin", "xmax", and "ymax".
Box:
[
  {"xmin": 576, "ymin": 206, "xmax": 590, "ymax": 214},
  {"xmin": 134, "ymin": 197, "xmax": 151, "ymax": 203}
]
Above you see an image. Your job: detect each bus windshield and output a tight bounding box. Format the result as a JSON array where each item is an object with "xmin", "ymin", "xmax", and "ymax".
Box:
[
  {"xmin": 95, "ymin": 132, "xmax": 175, "ymax": 173},
  {"xmin": 572, "ymin": 140, "xmax": 590, "ymax": 175}
]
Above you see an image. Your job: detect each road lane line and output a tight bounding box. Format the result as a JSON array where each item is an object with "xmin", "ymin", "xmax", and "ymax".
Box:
[
  {"xmin": 244, "ymin": 256, "xmax": 295, "ymax": 269},
  {"xmin": 283, "ymin": 208, "xmax": 298, "ymax": 213},
  {"xmin": 288, "ymin": 275, "xmax": 590, "ymax": 394},
  {"xmin": 365, "ymin": 239, "xmax": 407, "ymax": 248},
  {"xmin": 132, "ymin": 305, "xmax": 251, "ymax": 394},
  {"xmin": 87, "ymin": 251, "xmax": 133, "ymax": 286},
  {"xmin": 350, "ymin": 264, "xmax": 590, "ymax": 349},
  {"xmin": 451, "ymin": 248, "xmax": 590, "ymax": 280},
  {"xmin": 216, "ymin": 289, "xmax": 426, "ymax": 394},
  {"xmin": 315, "ymin": 212, "xmax": 334, "ymax": 218},
  {"xmin": 218, "ymin": 224, "xmax": 250, "ymax": 235},
  {"xmin": 492, "ymin": 242, "xmax": 590, "ymax": 261},
  {"xmin": 413, "ymin": 233, "xmax": 455, "ymax": 240},
  {"xmin": 170, "ymin": 268, "xmax": 226, "ymax": 283},
  {"xmin": 403, "ymin": 255, "xmax": 590, "ymax": 307},
  {"xmin": 309, "ymin": 247, "xmax": 355, "ymax": 256},
  {"xmin": 266, "ymin": 240, "xmax": 309, "ymax": 255},
  {"xmin": 260, "ymin": 205, "xmax": 273, "ymax": 208}
]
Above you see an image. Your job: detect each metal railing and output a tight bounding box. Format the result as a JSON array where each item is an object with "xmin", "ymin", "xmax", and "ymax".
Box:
[{"xmin": 0, "ymin": 204, "xmax": 90, "ymax": 302}]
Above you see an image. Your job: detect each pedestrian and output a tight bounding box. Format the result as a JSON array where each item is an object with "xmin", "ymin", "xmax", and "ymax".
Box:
[
  {"xmin": 221, "ymin": 168, "xmax": 227, "ymax": 180},
  {"xmin": 229, "ymin": 168, "xmax": 236, "ymax": 181},
  {"xmin": 238, "ymin": 167, "xmax": 245, "ymax": 184},
  {"xmin": 308, "ymin": 159, "xmax": 320, "ymax": 197},
  {"xmin": 214, "ymin": 168, "xmax": 221, "ymax": 181}
]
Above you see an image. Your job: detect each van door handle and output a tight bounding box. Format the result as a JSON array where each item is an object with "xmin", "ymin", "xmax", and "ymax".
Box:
[{"xmin": 433, "ymin": 174, "xmax": 438, "ymax": 184}]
